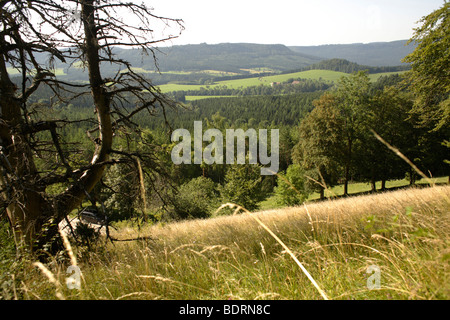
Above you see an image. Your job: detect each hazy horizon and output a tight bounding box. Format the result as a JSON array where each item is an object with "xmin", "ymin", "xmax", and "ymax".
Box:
[
  {"xmin": 154, "ymin": 38, "xmax": 412, "ymax": 48},
  {"xmin": 151, "ymin": 0, "xmax": 444, "ymax": 47}
]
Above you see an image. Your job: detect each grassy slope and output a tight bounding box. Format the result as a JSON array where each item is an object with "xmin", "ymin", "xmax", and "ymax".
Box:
[{"xmin": 17, "ymin": 185, "xmax": 450, "ymax": 300}]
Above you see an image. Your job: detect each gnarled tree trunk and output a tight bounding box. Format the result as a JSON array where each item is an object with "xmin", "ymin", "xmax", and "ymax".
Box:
[{"xmin": 0, "ymin": 0, "xmax": 182, "ymax": 253}]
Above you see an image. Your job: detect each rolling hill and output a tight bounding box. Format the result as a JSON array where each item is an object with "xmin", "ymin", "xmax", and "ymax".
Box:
[
  {"xmin": 9, "ymin": 41, "xmax": 413, "ymax": 84},
  {"xmin": 150, "ymin": 43, "xmax": 322, "ymax": 73},
  {"xmin": 289, "ymin": 40, "xmax": 415, "ymax": 67}
]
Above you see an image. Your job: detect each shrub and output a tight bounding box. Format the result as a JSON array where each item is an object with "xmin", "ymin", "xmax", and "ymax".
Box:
[
  {"xmin": 169, "ymin": 176, "xmax": 219, "ymax": 220},
  {"xmin": 275, "ymin": 164, "xmax": 307, "ymax": 206},
  {"xmin": 102, "ymin": 164, "xmax": 139, "ymax": 220},
  {"xmin": 219, "ymin": 164, "xmax": 268, "ymax": 212}
]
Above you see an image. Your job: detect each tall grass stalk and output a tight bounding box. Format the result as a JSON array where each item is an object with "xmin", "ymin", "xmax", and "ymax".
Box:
[
  {"xmin": 33, "ymin": 262, "xmax": 65, "ymax": 300},
  {"xmin": 9, "ymin": 185, "xmax": 450, "ymax": 300},
  {"xmin": 216, "ymin": 202, "xmax": 330, "ymax": 300}
]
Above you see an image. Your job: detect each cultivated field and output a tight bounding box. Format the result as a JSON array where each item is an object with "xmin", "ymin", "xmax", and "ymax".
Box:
[{"xmin": 15, "ymin": 185, "xmax": 449, "ymax": 300}]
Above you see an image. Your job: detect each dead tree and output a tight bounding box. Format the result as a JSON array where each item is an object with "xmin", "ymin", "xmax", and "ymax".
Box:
[{"xmin": 0, "ymin": 0, "xmax": 183, "ymax": 253}]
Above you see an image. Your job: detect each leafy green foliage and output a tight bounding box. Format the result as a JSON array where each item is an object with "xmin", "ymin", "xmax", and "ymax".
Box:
[
  {"xmin": 293, "ymin": 93, "xmax": 344, "ymax": 196},
  {"xmin": 103, "ymin": 164, "xmax": 139, "ymax": 220},
  {"xmin": 168, "ymin": 176, "xmax": 219, "ymax": 220},
  {"xmin": 275, "ymin": 164, "xmax": 307, "ymax": 206},
  {"xmin": 293, "ymin": 70, "xmax": 448, "ymax": 197},
  {"xmin": 403, "ymin": 2, "xmax": 450, "ymax": 131},
  {"xmin": 356, "ymin": 86, "xmax": 414, "ymax": 185},
  {"xmin": 219, "ymin": 164, "xmax": 268, "ymax": 212}
]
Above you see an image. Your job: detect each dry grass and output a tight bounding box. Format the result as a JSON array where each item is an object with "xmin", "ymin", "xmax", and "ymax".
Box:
[
  {"xmin": 117, "ymin": 185, "xmax": 448, "ymax": 246},
  {"xmin": 9, "ymin": 185, "xmax": 450, "ymax": 300}
]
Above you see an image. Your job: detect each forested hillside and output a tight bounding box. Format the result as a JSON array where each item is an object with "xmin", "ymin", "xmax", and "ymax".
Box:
[
  {"xmin": 25, "ymin": 43, "xmax": 322, "ymax": 82},
  {"xmin": 300, "ymin": 58, "xmax": 410, "ymax": 74},
  {"xmin": 289, "ymin": 40, "xmax": 416, "ymax": 66},
  {"xmin": 151, "ymin": 43, "xmax": 321, "ymax": 72},
  {"xmin": 15, "ymin": 41, "xmax": 413, "ymax": 84}
]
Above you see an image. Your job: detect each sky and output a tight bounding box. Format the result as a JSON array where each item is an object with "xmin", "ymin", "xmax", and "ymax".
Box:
[{"xmin": 149, "ymin": 0, "xmax": 445, "ymax": 46}]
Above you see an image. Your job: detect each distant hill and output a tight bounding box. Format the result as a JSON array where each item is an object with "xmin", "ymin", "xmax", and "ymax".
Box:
[
  {"xmin": 150, "ymin": 43, "xmax": 321, "ymax": 73},
  {"xmin": 289, "ymin": 40, "xmax": 415, "ymax": 67},
  {"xmin": 12, "ymin": 41, "xmax": 414, "ymax": 83},
  {"xmin": 24, "ymin": 43, "xmax": 321, "ymax": 82}
]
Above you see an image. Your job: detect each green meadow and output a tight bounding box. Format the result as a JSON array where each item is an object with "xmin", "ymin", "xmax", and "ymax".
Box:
[
  {"xmin": 158, "ymin": 70, "xmax": 405, "ymax": 93},
  {"xmin": 7, "ymin": 67, "xmax": 66, "ymax": 76}
]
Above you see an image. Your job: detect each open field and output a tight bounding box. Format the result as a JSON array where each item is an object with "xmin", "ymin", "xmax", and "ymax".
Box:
[
  {"xmin": 185, "ymin": 95, "xmax": 239, "ymax": 101},
  {"xmin": 10, "ymin": 185, "xmax": 449, "ymax": 300},
  {"xmin": 158, "ymin": 70, "xmax": 346, "ymax": 93},
  {"xmin": 158, "ymin": 70, "xmax": 405, "ymax": 93},
  {"xmin": 7, "ymin": 67, "xmax": 66, "ymax": 76},
  {"xmin": 368, "ymin": 71, "xmax": 407, "ymax": 81}
]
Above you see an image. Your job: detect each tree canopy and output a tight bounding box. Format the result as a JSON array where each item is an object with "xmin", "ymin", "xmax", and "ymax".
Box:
[{"xmin": 403, "ymin": 2, "xmax": 450, "ymax": 131}]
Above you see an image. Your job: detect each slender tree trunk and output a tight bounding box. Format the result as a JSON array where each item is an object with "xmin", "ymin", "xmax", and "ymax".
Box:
[
  {"xmin": 370, "ymin": 179, "xmax": 376, "ymax": 193},
  {"xmin": 409, "ymin": 169, "xmax": 416, "ymax": 186},
  {"xmin": 344, "ymin": 165, "xmax": 349, "ymax": 196},
  {"xmin": 344, "ymin": 138, "xmax": 352, "ymax": 196},
  {"xmin": 55, "ymin": 0, "xmax": 113, "ymax": 212}
]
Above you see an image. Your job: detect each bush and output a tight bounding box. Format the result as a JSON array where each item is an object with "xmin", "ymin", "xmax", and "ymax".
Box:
[
  {"xmin": 169, "ymin": 176, "xmax": 219, "ymax": 220},
  {"xmin": 275, "ymin": 164, "xmax": 307, "ymax": 206},
  {"xmin": 102, "ymin": 164, "xmax": 139, "ymax": 220},
  {"xmin": 219, "ymin": 164, "xmax": 268, "ymax": 212}
]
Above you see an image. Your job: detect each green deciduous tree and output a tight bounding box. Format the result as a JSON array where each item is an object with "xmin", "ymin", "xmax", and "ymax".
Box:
[
  {"xmin": 219, "ymin": 164, "xmax": 267, "ymax": 212},
  {"xmin": 169, "ymin": 176, "xmax": 219, "ymax": 220},
  {"xmin": 275, "ymin": 164, "xmax": 307, "ymax": 206},
  {"xmin": 333, "ymin": 71, "xmax": 372, "ymax": 195},
  {"xmin": 403, "ymin": 2, "xmax": 450, "ymax": 131},
  {"xmin": 356, "ymin": 86, "xmax": 415, "ymax": 190},
  {"xmin": 293, "ymin": 93, "xmax": 343, "ymax": 199}
]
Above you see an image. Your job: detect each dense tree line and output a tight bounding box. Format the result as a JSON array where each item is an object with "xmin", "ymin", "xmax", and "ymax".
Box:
[
  {"xmin": 299, "ymin": 58, "xmax": 410, "ymax": 74},
  {"xmin": 158, "ymin": 92, "xmax": 323, "ymax": 130},
  {"xmin": 292, "ymin": 70, "xmax": 448, "ymax": 200}
]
